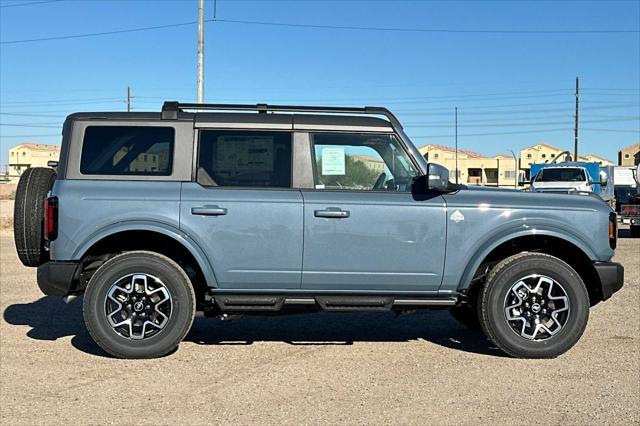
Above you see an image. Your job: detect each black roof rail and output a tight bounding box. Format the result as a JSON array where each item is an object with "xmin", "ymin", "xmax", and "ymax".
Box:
[{"xmin": 161, "ymin": 101, "xmax": 402, "ymax": 128}]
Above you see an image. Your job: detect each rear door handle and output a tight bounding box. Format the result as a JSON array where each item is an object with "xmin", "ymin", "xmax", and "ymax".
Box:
[
  {"xmin": 314, "ymin": 208, "xmax": 350, "ymax": 218},
  {"xmin": 191, "ymin": 206, "xmax": 228, "ymax": 216}
]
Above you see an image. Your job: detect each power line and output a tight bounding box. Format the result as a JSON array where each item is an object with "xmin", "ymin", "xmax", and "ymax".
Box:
[
  {"xmin": 0, "ymin": 123, "xmax": 61, "ymax": 128},
  {"xmin": 214, "ymin": 18, "xmax": 640, "ymax": 34},
  {"xmin": 0, "ymin": 0, "xmax": 63, "ymax": 8},
  {"xmin": 0, "ymin": 20, "xmax": 198, "ymax": 45},
  {"xmin": 409, "ymin": 127, "xmax": 639, "ymax": 139},
  {"xmin": 0, "ymin": 134, "xmax": 60, "ymax": 138},
  {"xmin": 403, "ymin": 117, "xmax": 639, "ymax": 128},
  {"xmin": 3, "ymin": 16, "xmax": 638, "ymax": 45}
]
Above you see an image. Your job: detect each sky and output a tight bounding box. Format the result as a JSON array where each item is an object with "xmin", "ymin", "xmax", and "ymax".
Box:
[{"xmin": 1, "ymin": 0, "xmax": 639, "ymax": 167}]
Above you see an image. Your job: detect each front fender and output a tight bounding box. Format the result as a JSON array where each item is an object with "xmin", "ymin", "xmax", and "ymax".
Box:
[
  {"xmin": 450, "ymin": 220, "xmax": 597, "ymax": 293},
  {"xmin": 72, "ymin": 220, "xmax": 218, "ymax": 288}
]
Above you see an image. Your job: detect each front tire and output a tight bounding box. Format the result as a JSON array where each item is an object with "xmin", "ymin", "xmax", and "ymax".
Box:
[
  {"xmin": 83, "ymin": 251, "xmax": 196, "ymax": 359},
  {"xmin": 479, "ymin": 252, "xmax": 589, "ymax": 358}
]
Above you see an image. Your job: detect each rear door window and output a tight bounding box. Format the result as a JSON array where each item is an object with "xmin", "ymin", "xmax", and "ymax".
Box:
[
  {"xmin": 197, "ymin": 130, "xmax": 292, "ymax": 188},
  {"xmin": 80, "ymin": 126, "xmax": 174, "ymax": 176}
]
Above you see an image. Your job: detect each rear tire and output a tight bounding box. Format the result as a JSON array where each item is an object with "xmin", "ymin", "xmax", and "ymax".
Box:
[
  {"xmin": 83, "ymin": 251, "xmax": 196, "ymax": 359},
  {"xmin": 13, "ymin": 167, "xmax": 56, "ymax": 267},
  {"xmin": 479, "ymin": 252, "xmax": 589, "ymax": 358}
]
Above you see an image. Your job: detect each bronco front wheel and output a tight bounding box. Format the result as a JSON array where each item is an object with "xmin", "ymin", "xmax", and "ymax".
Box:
[
  {"xmin": 479, "ymin": 252, "xmax": 590, "ymax": 358},
  {"xmin": 83, "ymin": 251, "xmax": 196, "ymax": 359}
]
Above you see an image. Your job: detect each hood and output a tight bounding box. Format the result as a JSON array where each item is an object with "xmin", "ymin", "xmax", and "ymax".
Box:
[{"xmin": 457, "ymin": 184, "xmax": 610, "ymax": 212}]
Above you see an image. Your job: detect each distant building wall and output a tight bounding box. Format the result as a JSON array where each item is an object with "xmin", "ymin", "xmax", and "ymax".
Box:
[
  {"xmin": 3, "ymin": 143, "xmax": 60, "ymax": 184},
  {"xmin": 418, "ymin": 144, "xmax": 517, "ymax": 188},
  {"xmin": 618, "ymin": 143, "xmax": 640, "ymax": 166}
]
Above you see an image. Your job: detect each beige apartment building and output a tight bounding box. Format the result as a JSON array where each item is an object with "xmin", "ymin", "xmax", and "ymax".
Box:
[
  {"xmin": 2, "ymin": 143, "xmax": 60, "ymax": 184},
  {"xmin": 519, "ymin": 143, "xmax": 612, "ymax": 177},
  {"xmin": 352, "ymin": 154, "xmax": 385, "ymax": 173},
  {"xmin": 419, "ymin": 144, "xmax": 518, "ymax": 187},
  {"xmin": 582, "ymin": 154, "xmax": 613, "ymax": 166},
  {"xmin": 419, "ymin": 142, "xmax": 615, "ymax": 188},
  {"xmin": 618, "ymin": 143, "xmax": 640, "ymax": 166}
]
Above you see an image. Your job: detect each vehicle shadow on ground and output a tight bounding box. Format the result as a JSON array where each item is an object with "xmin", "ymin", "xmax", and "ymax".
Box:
[
  {"xmin": 3, "ymin": 296, "xmax": 505, "ymax": 358},
  {"xmin": 186, "ymin": 310, "xmax": 505, "ymax": 357},
  {"xmin": 2, "ymin": 295, "xmax": 106, "ymax": 357}
]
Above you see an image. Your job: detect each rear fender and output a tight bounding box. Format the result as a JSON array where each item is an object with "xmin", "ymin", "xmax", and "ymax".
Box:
[{"xmin": 72, "ymin": 220, "xmax": 218, "ymax": 287}]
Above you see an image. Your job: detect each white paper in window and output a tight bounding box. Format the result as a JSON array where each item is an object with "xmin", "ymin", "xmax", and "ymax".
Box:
[{"xmin": 321, "ymin": 147, "xmax": 345, "ymax": 175}]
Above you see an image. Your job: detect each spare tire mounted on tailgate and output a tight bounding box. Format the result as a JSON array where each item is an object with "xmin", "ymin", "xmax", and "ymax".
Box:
[{"xmin": 13, "ymin": 167, "xmax": 56, "ymax": 267}]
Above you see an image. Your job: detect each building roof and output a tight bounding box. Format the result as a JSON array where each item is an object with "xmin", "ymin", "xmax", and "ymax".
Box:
[
  {"xmin": 419, "ymin": 143, "xmax": 483, "ymax": 158},
  {"xmin": 522, "ymin": 143, "xmax": 564, "ymax": 152},
  {"xmin": 352, "ymin": 154, "xmax": 384, "ymax": 163},
  {"xmin": 618, "ymin": 143, "xmax": 640, "ymax": 152},
  {"xmin": 11, "ymin": 143, "xmax": 61, "ymax": 151},
  {"xmin": 582, "ymin": 153, "xmax": 613, "ymax": 163}
]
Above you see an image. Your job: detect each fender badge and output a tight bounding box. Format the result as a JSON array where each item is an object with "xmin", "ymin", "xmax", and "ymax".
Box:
[{"xmin": 450, "ymin": 210, "xmax": 465, "ymax": 223}]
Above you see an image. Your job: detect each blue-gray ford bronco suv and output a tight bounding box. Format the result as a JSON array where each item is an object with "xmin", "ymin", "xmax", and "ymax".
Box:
[{"xmin": 13, "ymin": 102, "xmax": 624, "ymax": 359}]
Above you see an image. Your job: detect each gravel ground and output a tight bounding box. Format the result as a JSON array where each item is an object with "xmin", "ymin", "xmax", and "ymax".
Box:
[{"xmin": 1, "ymin": 230, "xmax": 638, "ymax": 425}]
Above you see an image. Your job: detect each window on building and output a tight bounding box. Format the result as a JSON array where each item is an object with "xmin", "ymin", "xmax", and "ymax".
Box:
[
  {"xmin": 551, "ymin": 153, "xmax": 555, "ymax": 158},
  {"xmin": 625, "ymin": 154, "xmax": 630, "ymax": 158},
  {"xmin": 504, "ymin": 170, "xmax": 516, "ymax": 178},
  {"xmin": 541, "ymin": 154, "xmax": 546, "ymax": 159},
  {"xmin": 80, "ymin": 126, "xmax": 174, "ymax": 176},
  {"xmin": 434, "ymin": 153, "xmax": 439, "ymax": 158},
  {"xmin": 22, "ymin": 152, "xmax": 26, "ymax": 156},
  {"xmin": 526, "ymin": 153, "xmax": 532, "ymax": 158},
  {"xmin": 197, "ymin": 130, "xmax": 292, "ymax": 188}
]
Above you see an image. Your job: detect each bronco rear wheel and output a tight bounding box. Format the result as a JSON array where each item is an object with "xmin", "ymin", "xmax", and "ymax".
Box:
[
  {"xmin": 83, "ymin": 251, "xmax": 196, "ymax": 359},
  {"xmin": 479, "ymin": 252, "xmax": 590, "ymax": 358},
  {"xmin": 13, "ymin": 167, "xmax": 56, "ymax": 267}
]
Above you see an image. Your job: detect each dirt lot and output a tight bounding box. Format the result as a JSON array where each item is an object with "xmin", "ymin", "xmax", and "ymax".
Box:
[{"xmin": 1, "ymin": 231, "xmax": 638, "ymax": 425}]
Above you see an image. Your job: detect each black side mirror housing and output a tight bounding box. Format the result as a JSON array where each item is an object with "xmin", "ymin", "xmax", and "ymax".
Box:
[{"xmin": 414, "ymin": 163, "xmax": 452, "ymax": 193}]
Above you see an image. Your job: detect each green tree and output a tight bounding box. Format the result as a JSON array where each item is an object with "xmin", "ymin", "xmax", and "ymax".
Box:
[{"xmin": 316, "ymin": 155, "xmax": 381, "ymax": 189}]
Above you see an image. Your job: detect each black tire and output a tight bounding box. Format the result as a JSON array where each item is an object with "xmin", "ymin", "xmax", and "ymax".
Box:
[
  {"xmin": 630, "ymin": 225, "xmax": 640, "ymax": 238},
  {"xmin": 479, "ymin": 252, "xmax": 590, "ymax": 359},
  {"xmin": 83, "ymin": 251, "xmax": 196, "ymax": 359},
  {"xmin": 13, "ymin": 167, "xmax": 56, "ymax": 267}
]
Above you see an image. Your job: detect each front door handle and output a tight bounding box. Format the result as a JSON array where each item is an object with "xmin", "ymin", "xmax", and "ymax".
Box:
[
  {"xmin": 314, "ymin": 208, "xmax": 350, "ymax": 218},
  {"xmin": 191, "ymin": 206, "xmax": 228, "ymax": 216}
]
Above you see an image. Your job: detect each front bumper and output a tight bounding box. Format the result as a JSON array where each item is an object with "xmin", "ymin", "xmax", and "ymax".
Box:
[
  {"xmin": 37, "ymin": 261, "xmax": 79, "ymax": 296},
  {"xmin": 593, "ymin": 261, "xmax": 624, "ymax": 301}
]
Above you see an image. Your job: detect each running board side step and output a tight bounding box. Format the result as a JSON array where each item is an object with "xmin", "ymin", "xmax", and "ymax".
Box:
[
  {"xmin": 316, "ymin": 296, "xmax": 393, "ymax": 311},
  {"xmin": 212, "ymin": 294, "xmax": 457, "ymax": 312}
]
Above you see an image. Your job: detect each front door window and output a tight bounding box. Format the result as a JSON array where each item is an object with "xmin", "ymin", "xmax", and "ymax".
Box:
[{"xmin": 311, "ymin": 133, "xmax": 419, "ymax": 192}]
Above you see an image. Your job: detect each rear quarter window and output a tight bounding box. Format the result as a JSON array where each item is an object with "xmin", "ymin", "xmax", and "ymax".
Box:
[{"xmin": 80, "ymin": 126, "xmax": 174, "ymax": 176}]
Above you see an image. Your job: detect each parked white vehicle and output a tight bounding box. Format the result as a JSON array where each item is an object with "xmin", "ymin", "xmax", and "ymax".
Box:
[{"xmin": 530, "ymin": 166, "xmax": 594, "ymax": 193}]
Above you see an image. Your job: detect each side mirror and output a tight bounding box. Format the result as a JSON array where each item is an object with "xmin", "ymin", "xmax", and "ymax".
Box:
[
  {"xmin": 599, "ymin": 170, "xmax": 608, "ymax": 187},
  {"xmin": 420, "ymin": 163, "xmax": 450, "ymax": 192}
]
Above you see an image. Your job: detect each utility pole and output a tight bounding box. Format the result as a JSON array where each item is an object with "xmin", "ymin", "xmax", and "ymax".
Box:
[
  {"xmin": 454, "ymin": 107, "xmax": 459, "ymax": 184},
  {"xmin": 508, "ymin": 149, "xmax": 518, "ymax": 188},
  {"xmin": 197, "ymin": 0, "xmax": 205, "ymax": 103},
  {"xmin": 574, "ymin": 76, "xmax": 579, "ymax": 161},
  {"xmin": 127, "ymin": 86, "xmax": 132, "ymax": 112}
]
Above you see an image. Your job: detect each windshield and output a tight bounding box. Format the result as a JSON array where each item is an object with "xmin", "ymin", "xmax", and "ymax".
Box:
[{"xmin": 535, "ymin": 168, "xmax": 586, "ymax": 182}]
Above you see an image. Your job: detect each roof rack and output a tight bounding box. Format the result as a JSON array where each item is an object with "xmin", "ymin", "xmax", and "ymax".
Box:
[{"xmin": 161, "ymin": 101, "xmax": 402, "ymax": 128}]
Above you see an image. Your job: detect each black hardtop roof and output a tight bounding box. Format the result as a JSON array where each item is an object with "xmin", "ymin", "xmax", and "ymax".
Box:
[{"xmin": 65, "ymin": 102, "xmax": 400, "ymax": 129}]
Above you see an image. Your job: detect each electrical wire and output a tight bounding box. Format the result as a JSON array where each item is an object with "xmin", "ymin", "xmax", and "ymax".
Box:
[
  {"xmin": 213, "ymin": 18, "xmax": 640, "ymax": 34},
  {"xmin": 2, "ymin": 16, "xmax": 638, "ymax": 45},
  {"xmin": 0, "ymin": 0, "xmax": 63, "ymax": 8}
]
